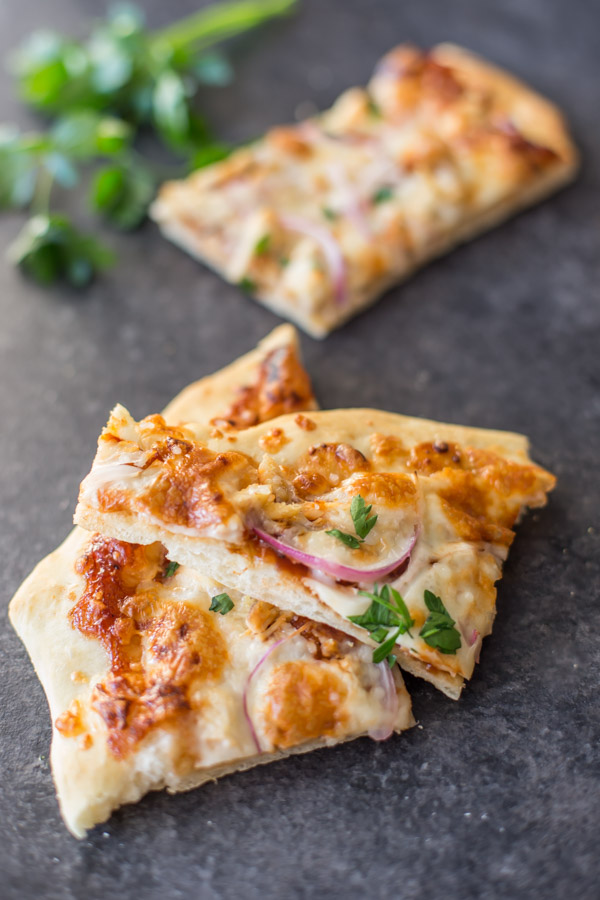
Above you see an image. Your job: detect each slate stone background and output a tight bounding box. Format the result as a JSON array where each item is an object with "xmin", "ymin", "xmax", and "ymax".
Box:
[{"xmin": 1, "ymin": 1, "xmax": 598, "ymax": 898}]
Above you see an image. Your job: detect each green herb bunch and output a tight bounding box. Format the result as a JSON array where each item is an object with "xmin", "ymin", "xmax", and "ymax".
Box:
[{"xmin": 1, "ymin": 0, "xmax": 295, "ymax": 287}]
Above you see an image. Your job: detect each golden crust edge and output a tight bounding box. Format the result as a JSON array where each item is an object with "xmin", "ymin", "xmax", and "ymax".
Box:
[{"xmin": 431, "ymin": 43, "xmax": 579, "ymax": 169}]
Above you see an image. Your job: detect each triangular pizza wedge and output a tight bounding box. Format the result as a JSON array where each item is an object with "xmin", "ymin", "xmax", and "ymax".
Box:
[
  {"xmin": 75, "ymin": 407, "xmax": 555, "ymax": 699},
  {"xmin": 152, "ymin": 43, "xmax": 577, "ymax": 337},
  {"xmin": 9, "ymin": 327, "xmax": 414, "ymax": 837}
]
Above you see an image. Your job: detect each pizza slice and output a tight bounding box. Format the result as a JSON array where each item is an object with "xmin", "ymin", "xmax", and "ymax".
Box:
[
  {"xmin": 10, "ymin": 527, "xmax": 412, "ymax": 838},
  {"xmin": 9, "ymin": 327, "xmax": 413, "ymax": 837},
  {"xmin": 75, "ymin": 407, "xmax": 555, "ymax": 699},
  {"xmin": 151, "ymin": 43, "xmax": 577, "ymax": 337}
]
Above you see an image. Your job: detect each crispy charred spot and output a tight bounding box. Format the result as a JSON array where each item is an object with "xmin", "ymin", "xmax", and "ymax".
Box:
[
  {"xmin": 70, "ymin": 536, "xmax": 163, "ymax": 671},
  {"xmin": 259, "ymin": 427, "xmax": 289, "ymax": 453},
  {"xmin": 70, "ymin": 536, "xmax": 227, "ymax": 759},
  {"xmin": 439, "ymin": 477, "xmax": 515, "ymax": 546},
  {"xmin": 496, "ymin": 119, "xmax": 560, "ymax": 167},
  {"xmin": 55, "ymin": 700, "xmax": 85, "ymax": 738},
  {"xmin": 266, "ymin": 126, "xmax": 313, "ymax": 157},
  {"xmin": 262, "ymin": 661, "xmax": 348, "ymax": 750},
  {"xmin": 211, "ymin": 346, "xmax": 316, "ymax": 431},
  {"xmin": 138, "ymin": 441, "xmax": 254, "ymax": 531},
  {"xmin": 350, "ymin": 470, "xmax": 417, "ymax": 506},
  {"xmin": 292, "ymin": 442, "xmax": 370, "ymax": 498},
  {"xmin": 409, "ymin": 440, "xmax": 464, "ymax": 474},
  {"xmin": 370, "ymin": 433, "xmax": 408, "ymax": 463},
  {"xmin": 295, "ymin": 414, "xmax": 317, "ymax": 431},
  {"xmin": 374, "ymin": 46, "xmax": 464, "ymax": 112}
]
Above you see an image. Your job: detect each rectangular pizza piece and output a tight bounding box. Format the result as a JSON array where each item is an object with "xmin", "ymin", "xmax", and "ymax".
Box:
[
  {"xmin": 75, "ymin": 406, "xmax": 556, "ymax": 699},
  {"xmin": 151, "ymin": 43, "xmax": 578, "ymax": 337}
]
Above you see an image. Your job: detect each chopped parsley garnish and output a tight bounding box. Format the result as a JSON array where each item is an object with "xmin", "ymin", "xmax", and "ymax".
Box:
[
  {"xmin": 326, "ymin": 495, "xmax": 378, "ymax": 549},
  {"xmin": 279, "ymin": 256, "xmax": 290, "ymax": 267},
  {"xmin": 349, "ymin": 583, "xmax": 414, "ymax": 665},
  {"xmin": 326, "ymin": 529, "xmax": 362, "ymax": 549},
  {"xmin": 322, "ymin": 206, "xmax": 338, "ymax": 221},
  {"xmin": 351, "ymin": 495, "xmax": 378, "ymax": 540},
  {"xmin": 372, "ymin": 186, "xmax": 394, "ymax": 205},
  {"xmin": 419, "ymin": 590, "xmax": 462, "ymax": 654},
  {"xmin": 254, "ymin": 233, "xmax": 271, "ymax": 255},
  {"xmin": 209, "ymin": 592, "xmax": 234, "ymax": 615},
  {"xmin": 366, "ymin": 96, "xmax": 382, "ymax": 117},
  {"xmin": 164, "ymin": 560, "xmax": 180, "ymax": 578},
  {"xmin": 372, "ymin": 631, "xmax": 401, "ymax": 665},
  {"xmin": 238, "ymin": 276, "xmax": 257, "ymax": 294}
]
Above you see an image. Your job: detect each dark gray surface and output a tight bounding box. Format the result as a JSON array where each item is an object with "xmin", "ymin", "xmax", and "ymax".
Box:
[{"xmin": 1, "ymin": 1, "xmax": 599, "ymax": 898}]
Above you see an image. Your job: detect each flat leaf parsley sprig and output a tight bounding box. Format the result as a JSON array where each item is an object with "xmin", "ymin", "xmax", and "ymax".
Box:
[
  {"xmin": 1, "ymin": 0, "xmax": 296, "ymax": 286},
  {"xmin": 349, "ymin": 585, "xmax": 462, "ymax": 666},
  {"xmin": 327, "ymin": 494, "xmax": 378, "ymax": 550},
  {"xmin": 349, "ymin": 583, "xmax": 414, "ymax": 666}
]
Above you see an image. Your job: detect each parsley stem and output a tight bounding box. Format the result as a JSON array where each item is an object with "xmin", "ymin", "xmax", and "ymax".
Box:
[
  {"xmin": 33, "ymin": 165, "xmax": 53, "ymax": 215},
  {"xmin": 152, "ymin": 0, "xmax": 296, "ymax": 53},
  {"xmin": 358, "ymin": 589, "xmax": 407, "ymax": 624}
]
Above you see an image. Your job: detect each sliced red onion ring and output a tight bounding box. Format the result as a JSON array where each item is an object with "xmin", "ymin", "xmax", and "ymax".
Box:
[
  {"xmin": 242, "ymin": 625, "xmax": 307, "ymax": 754},
  {"xmin": 279, "ymin": 213, "xmax": 347, "ymax": 306},
  {"xmin": 469, "ymin": 628, "xmax": 479, "ymax": 647},
  {"xmin": 368, "ymin": 661, "xmax": 398, "ymax": 742},
  {"xmin": 253, "ymin": 526, "xmax": 418, "ymax": 584}
]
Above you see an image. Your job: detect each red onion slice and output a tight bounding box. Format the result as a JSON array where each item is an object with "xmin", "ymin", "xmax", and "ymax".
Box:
[
  {"xmin": 368, "ymin": 661, "xmax": 398, "ymax": 742},
  {"xmin": 253, "ymin": 526, "xmax": 418, "ymax": 584},
  {"xmin": 242, "ymin": 625, "xmax": 307, "ymax": 753},
  {"xmin": 279, "ymin": 213, "xmax": 347, "ymax": 306}
]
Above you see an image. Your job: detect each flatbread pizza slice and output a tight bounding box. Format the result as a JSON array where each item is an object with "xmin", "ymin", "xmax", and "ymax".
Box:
[
  {"xmin": 75, "ymin": 407, "xmax": 555, "ymax": 699},
  {"xmin": 10, "ymin": 527, "xmax": 412, "ymax": 837},
  {"xmin": 151, "ymin": 43, "xmax": 577, "ymax": 337}
]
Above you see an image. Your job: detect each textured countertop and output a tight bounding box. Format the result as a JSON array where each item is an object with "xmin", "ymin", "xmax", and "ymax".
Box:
[{"xmin": 1, "ymin": 1, "xmax": 598, "ymax": 898}]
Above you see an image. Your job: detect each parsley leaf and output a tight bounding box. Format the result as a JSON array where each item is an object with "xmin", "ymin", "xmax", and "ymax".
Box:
[
  {"xmin": 254, "ymin": 233, "xmax": 271, "ymax": 255},
  {"xmin": 164, "ymin": 560, "xmax": 180, "ymax": 578},
  {"xmin": 327, "ymin": 494, "xmax": 378, "ymax": 550},
  {"xmin": 419, "ymin": 590, "xmax": 462, "ymax": 654},
  {"xmin": 372, "ymin": 185, "xmax": 394, "ymax": 205},
  {"xmin": 238, "ymin": 276, "xmax": 257, "ymax": 294},
  {"xmin": 351, "ymin": 495, "xmax": 378, "ymax": 540},
  {"xmin": 356, "ymin": 584, "xmax": 414, "ymax": 635},
  {"xmin": 90, "ymin": 159, "xmax": 155, "ymax": 230},
  {"xmin": 209, "ymin": 592, "xmax": 234, "ymax": 615},
  {"xmin": 349, "ymin": 584, "xmax": 414, "ymax": 665},
  {"xmin": 325, "ymin": 529, "xmax": 362, "ymax": 550},
  {"xmin": 366, "ymin": 96, "xmax": 381, "ymax": 117},
  {"xmin": 372, "ymin": 628, "xmax": 401, "ymax": 664},
  {"xmin": 322, "ymin": 206, "xmax": 337, "ymax": 221},
  {"xmin": 8, "ymin": 214, "xmax": 113, "ymax": 287}
]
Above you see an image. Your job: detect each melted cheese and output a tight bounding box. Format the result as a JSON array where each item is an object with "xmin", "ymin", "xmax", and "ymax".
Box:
[{"xmin": 65, "ymin": 536, "xmax": 407, "ymax": 762}]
